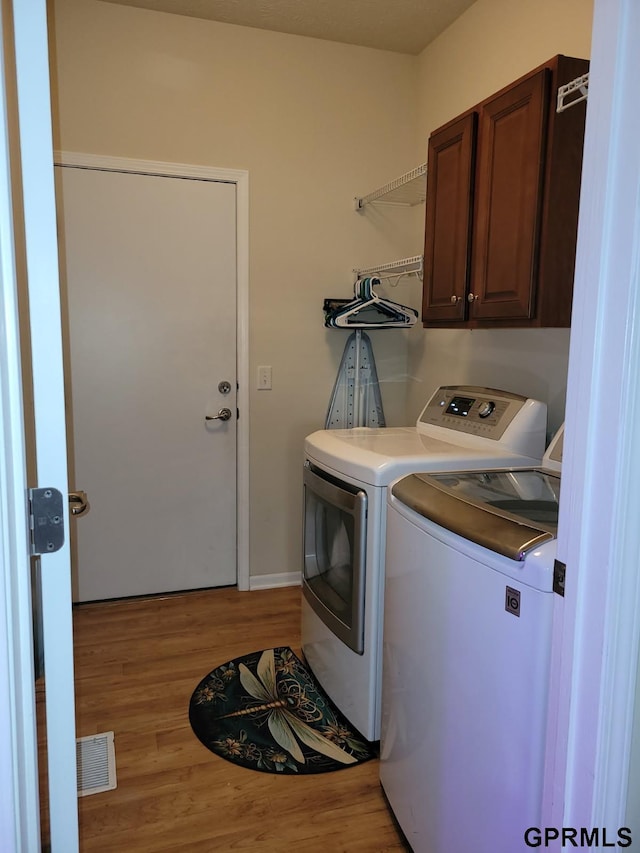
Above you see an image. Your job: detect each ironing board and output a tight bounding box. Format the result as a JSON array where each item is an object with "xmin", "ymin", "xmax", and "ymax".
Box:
[{"xmin": 324, "ymin": 330, "xmax": 386, "ymax": 428}]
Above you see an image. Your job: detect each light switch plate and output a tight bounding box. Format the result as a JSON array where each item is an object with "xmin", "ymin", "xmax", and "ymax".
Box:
[{"xmin": 257, "ymin": 365, "xmax": 272, "ymax": 390}]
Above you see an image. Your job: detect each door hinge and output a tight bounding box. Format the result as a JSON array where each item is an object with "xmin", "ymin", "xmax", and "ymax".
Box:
[
  {"xmin": 27, "ymin": 487, "xmax": 65, "ymax": 556},
  {"xmin": 553, "ymin": 559, "xmax": 566, "ymax": 597}
]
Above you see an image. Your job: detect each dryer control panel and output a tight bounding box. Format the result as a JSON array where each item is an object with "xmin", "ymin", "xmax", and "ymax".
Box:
[{"xmin": 417, "ymin": 385, "xmax": 538, "ymax": 442}]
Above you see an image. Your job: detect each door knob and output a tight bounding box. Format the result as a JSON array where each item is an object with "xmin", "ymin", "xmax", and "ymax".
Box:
[
  {"xmin": 206, "ymin": 408, "xmax": 233, "ymax": 422},
  {"xmin": 68, "ymin": 490, "xmax": 90, "ymax": 517}
]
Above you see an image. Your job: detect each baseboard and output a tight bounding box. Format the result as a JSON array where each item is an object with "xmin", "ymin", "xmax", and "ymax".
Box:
[{"xmin": 248, "ymin": 571, "xmax": 302, "ymax": 591}]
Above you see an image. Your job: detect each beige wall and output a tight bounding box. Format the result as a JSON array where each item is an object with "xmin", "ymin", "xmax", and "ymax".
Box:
[
  {"xmin": 49, "ymin": 0, "xmax": 595, "ymax": 583},
  {"xmin": 409, "ymin": 0, "xmax": 594, "ymax": 435},
  {"xmin": 48, "ymin": 0, "xmax": 423, "ymax": 580}
]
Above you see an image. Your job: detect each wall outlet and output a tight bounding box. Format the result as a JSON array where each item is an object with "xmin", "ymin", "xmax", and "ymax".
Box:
[{"xmin": 257, "ymin": 365, "xmax": 272, "ymax": 390}]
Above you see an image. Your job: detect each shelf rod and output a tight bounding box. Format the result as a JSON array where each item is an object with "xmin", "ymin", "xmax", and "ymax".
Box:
[
  {"xmin": 354, "ymin": 254, "xmax": 424, "ymax": 281},
  {"xmin": 557, "ymin": 72, "xmax": 589, "ymax": 113},
  {"xmin": 354, "ymin": 164, "xmax": 427, "ymax": 211}
]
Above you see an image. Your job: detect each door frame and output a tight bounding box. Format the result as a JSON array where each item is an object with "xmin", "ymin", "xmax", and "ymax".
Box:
[
  {"xmin": 2, "ymin": 1, "xmax": 79, "ymax": 848},
  {"xmin": 54, "ymin": 152, "xmax": 250, "ymax": 591},
  {"xmin": 0, "ymin": 78, "xmax": 41, "ymax": 853},
  {"xmin": 544, "ymin": 0, "xmax": 640, "ymax": 834}
]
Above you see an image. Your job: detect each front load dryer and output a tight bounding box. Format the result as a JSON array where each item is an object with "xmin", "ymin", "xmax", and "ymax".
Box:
[{"xmin": 301, "ymin": 385, "xmax": 548, "ymax": 742}]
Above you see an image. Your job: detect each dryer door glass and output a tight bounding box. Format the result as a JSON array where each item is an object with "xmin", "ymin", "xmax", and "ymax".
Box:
[{"xmin": 302, "ymin": 464, "xmax": 367, "ymax": 654}]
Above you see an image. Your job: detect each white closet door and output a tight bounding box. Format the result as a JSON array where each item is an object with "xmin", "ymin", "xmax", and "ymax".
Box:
[{"xmin": 57, "ymin": 166, "xmax": 237, "ymax": 601}]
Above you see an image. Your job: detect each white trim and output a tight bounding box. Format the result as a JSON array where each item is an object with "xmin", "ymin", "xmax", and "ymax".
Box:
[
  {"xmin": 53, "ymin": 151, "xmax": 247, "ymax": 185},
  {"xmin": 546, "ymin": 0, "xmax": 640, "ymax": 834},
  {"xmin": 13, "ymin": 2, "xmax": 79, "ymax": 848},
  {"xmin": 0, "ymin": 207, "xmax": 37, "ymax": 853},
  {"xmin": 0, "ymin": 10, "xmax": 40, "ymax": 845},
  {"xmin": 248, "ymin": 572, "xmax": 302, "ymax": 591},
  {"xmin": 53, "ymin": 151, "xmax": 251, "ymax": 592},
  {"xmin": 234, "ymin": 169, "xmax": 250, "ymax": 592}
]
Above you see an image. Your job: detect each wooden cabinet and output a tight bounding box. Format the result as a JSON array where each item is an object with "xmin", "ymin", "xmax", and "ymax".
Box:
[
  {"xmin": 422, "ymin": 113, "xmax": 476, "ymax": 323},
  {"xmin": 422, "ymin": 55, "xmax": 589, "ymax": 328}
]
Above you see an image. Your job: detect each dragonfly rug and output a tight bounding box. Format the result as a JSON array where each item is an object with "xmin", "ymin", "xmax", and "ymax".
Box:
[{"xmin": 189, "ymin": 646, "xmax": 375, "ymax": 774}]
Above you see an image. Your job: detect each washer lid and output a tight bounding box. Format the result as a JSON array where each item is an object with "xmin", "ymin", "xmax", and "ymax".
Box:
[{"xmin": 392, "ymin": 468, "xmax": 560, "ymax": 561}]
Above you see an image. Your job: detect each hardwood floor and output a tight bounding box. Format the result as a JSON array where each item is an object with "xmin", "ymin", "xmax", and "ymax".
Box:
[{"xmin": 73, "ymin": 586, "xmax": 408, "ymax": 852}]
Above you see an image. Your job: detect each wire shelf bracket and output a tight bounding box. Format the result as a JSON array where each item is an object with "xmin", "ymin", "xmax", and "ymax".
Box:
[
  {"xmin": 557, "ymin": 72, "xmax": 589, "ymax": 113},
  {"xmin": 354, "ymin": 164, "xmax": 427, "ymax": 212},
  {"xmin": 354, "ymin": 255, "xmax": 424, "ymax": 282}
]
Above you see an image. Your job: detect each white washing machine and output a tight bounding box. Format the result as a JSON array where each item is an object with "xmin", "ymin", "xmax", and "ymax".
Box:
[
  {"xmin": 301, "ymin": 385, "xmax": 548, "ymax": 742},
  {"xmin": 380, "ymin": 427, "xmax": 564, "ymax": 852}
]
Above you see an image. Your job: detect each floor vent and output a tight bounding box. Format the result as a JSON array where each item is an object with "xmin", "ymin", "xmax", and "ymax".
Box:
[{"xmin": 76, "ymin": 732, "xmax": 117, "ymax": 797}]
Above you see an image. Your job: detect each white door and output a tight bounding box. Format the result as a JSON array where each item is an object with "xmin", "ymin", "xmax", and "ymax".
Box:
[
  {"xmin": 0, "ymin": 0, "xmax": 78, "ymax": 850},
  {"xmin": 55, "ymin": 165, "xmax": 238, "ymax": 602}
]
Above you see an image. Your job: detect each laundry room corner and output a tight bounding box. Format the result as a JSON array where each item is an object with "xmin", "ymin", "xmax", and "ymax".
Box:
[
  {"xmin": 405, "ymin": 0, "xmax": 594, "ymax": 439},
  {"xmin": 46, "ymin": 0, "xmax": 596, "ymax": 589},
  {"xmin": 11, "ymin": 0, "xmax": 640, "ymax": 847},
  {"xmin": 48, "ymin": 0, "xmax": 425, "ymax": 588}
]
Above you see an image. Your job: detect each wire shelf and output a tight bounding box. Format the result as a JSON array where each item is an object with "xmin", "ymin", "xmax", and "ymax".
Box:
[
  {"xmin": 354, "ymin": 164, "xmax": 427, "ymax": 211},
  {"xmin": 353, "ymin": 255, "xmax": 423, "ymax": 281}
]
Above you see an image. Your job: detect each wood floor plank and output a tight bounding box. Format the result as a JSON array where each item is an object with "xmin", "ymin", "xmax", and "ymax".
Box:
[{"xmin": 73, "ymin": 586, "xmax": 407, "ymax": 852}]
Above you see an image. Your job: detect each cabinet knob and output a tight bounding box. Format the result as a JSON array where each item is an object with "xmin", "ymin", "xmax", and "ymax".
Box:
[
  {"xmin": 467, "ymin": 292, "xmax": 477, "ymax": 302},
  {"xmin": 450, "ymin": 295, "xmax": 460, "ymax": 304}
]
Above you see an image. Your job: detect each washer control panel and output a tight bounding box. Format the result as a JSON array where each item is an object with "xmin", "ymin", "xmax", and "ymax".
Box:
[{"xmin": 417, "ymin": 385, "xmax": 529, "ymax": 440}]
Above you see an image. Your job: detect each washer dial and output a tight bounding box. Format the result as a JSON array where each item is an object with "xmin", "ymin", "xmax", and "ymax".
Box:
[{"xmin": 478, "ymin": 401, "xmax": 495, "ymax": 419}]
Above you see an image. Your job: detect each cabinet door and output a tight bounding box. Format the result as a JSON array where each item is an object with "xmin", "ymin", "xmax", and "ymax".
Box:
[
  {"xmin": 422, "ymin": 113, "xmax": 477, "ymax": 323},
  {"xmin": 470, "ymin": 69, "xmax": 549, "ymax": 320}
]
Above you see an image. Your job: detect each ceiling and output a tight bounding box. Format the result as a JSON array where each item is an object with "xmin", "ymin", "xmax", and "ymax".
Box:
[{"xmin": 102, "ymin": 0, "xmax": 478, "ymax": 55}]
